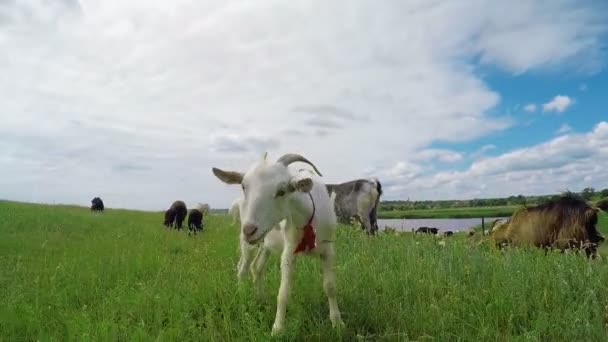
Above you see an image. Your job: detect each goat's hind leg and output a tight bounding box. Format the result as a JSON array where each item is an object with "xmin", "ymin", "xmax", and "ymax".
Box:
[{"xmin": 358, "ymin": 211, "xmax": 373, "ymax": 235}]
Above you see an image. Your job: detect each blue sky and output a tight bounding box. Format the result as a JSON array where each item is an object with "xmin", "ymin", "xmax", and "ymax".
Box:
[
  {"xmin": 1, "ymin": 0, "xmax": 607, "ymax": 210},
  {"xmin": 431, "ymin": 68, "xmax": 608, "ymax": 163}
]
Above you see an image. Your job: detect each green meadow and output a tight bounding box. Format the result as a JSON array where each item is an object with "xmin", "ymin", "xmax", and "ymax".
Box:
[{"xmin": 2, "ymin": 200, "xmax": 608, "ymax": 341}]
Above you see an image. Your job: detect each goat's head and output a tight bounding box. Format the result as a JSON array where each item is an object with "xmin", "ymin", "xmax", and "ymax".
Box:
[{"xmin": 212, "ymin": 152, "xmax": 322, "ymax": 244}]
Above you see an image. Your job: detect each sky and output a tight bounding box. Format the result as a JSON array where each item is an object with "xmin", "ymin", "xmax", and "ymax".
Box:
[{"xmin": 1, "ymin": 0, "xmax": 608, "ymax": 211}]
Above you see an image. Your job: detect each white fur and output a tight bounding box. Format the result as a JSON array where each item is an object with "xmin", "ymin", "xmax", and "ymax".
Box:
[
  {"xmin": 230, "ymin": 196, "xmax": 284, "ymax": 290},
  {"xmin": 213, "ymin": 154, "xmax": 344, "ymax": 336},
  {"xmin": 196, "ymin": 202, "xmax": 210, "ymax": 216},
  {"xmin": 228, "ymin": 198, "xmax": 241, "ymax": 226}
]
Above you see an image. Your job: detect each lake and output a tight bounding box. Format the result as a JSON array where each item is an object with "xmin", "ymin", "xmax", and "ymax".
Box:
[{"xmin": 377, "ymin": 217, "xmax": 504, "ymax": 233}]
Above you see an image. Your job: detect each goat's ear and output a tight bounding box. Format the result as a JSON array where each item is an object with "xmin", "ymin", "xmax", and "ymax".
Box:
[
  {"xmin": 289, "ymin": 177, "xmax": 313, "ymax": 193},
  {"xmin": 212, "ymin": 167, "xmax": 243, "ymax": 184}
]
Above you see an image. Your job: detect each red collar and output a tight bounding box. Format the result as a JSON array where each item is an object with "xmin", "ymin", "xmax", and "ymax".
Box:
[{"xmin": 294, "ymin": 193, "xmax": 316, "ymax": 254}]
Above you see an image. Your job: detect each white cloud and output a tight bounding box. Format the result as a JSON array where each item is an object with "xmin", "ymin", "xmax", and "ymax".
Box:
[
  {"xmin": 0, "ymin": 1, "xmax": 606, "ymax": 209},
  {"xmin": 555, "ymin": 124, "xmax": 572, "ymax": 135},
  {"xmin": 378, "ymin": 122, "xmax": 608, "ymax": 200},
  {"xmin": 523, "ymin": 104, "xmax": 537, "ymax": 113},
  {"xmin": 208, "ymin": 132, "xmax": 279, "ymax": 153},
  {"xmin": 414, "ymin": 149, "xmax": 463, "ymax": 163},
  {"xmin": 542, "ymin": 95, "xmax": 573, "ymax": 113}
]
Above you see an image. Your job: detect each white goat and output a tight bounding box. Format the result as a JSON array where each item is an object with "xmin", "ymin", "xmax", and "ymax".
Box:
[
  {"xmin": 229, "ymin": 196, "xmax": 284, "ymax": 294},
  {"xmin": 212, "ymin": 152, "xmax": 344, "ymax": 336}
]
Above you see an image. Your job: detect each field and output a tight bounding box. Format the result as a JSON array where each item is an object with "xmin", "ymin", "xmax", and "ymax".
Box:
[
  {"xmin": 2, "ymin": 201, "xmax": 608, "ymax": 341},
  {"xmin": 378, "ymin": 206, "xmax": 519, "ymax": 219}
]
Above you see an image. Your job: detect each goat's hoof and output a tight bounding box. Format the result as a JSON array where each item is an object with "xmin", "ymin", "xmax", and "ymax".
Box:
[
  {"xmin": 331, "ymin": 317, "xmax": 345, "ymax": 330},
  {"xmin": 271, "ymin": 322, "xmax": 284, "ymax": 336}
]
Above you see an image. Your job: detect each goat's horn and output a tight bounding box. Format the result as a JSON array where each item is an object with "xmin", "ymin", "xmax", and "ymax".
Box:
[{"xmin": 276, "ymin": 153, "xmax": 322, "ymax": 176}]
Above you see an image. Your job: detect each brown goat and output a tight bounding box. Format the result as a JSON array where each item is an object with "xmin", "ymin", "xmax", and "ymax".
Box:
[
  {"xmin": 489, "ymin": 194, "xmax": 604, "ymax": 258},
  {"xmin": 596, "ymin": 199, "xmax": 608, "ymax": 211}
]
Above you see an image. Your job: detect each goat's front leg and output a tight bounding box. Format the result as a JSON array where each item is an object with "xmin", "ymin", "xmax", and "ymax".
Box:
[
  {"xmin": 237, "ymin": 239, "xmax": 255, "ymax": 282},
  {"xmin": 271, "ymin": 246, "xmax": 295, "ymax": 336},
  {"xmin": 251, "ymin": 246, "xmax": 270, "ymax": 297},
  {"xmin": 320, "ymin": 243, "xmax": 344, "ymax": 329}
]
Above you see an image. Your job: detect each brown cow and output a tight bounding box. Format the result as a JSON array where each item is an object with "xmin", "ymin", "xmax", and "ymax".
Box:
[{"xmin": 489, "ymin": 193, "xmax": 604, "ymax": 258}]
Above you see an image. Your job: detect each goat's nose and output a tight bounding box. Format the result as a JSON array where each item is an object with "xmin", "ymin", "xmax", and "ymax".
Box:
[{"xmin": 242, "ymin": 223, "xmax": 258, "ymax": 237}]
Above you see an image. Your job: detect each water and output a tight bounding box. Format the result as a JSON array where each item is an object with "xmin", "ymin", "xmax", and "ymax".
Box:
[{"xmin": 377, "ymin": 217, "xmax": 505, "ymax": 233}]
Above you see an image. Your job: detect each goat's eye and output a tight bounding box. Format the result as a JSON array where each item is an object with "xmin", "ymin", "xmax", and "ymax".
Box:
[{"xmin": 241, "ymin": 184, "xmax": 246, "ymax": 191}]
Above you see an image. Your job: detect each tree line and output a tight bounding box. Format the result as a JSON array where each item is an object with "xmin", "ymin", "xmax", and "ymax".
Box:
[{"xmin": 379, "ymin": 187, "xmax": 608, "ymax": 211}]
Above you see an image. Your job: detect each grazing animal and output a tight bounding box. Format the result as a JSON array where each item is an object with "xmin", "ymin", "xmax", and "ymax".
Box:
[
  {"xmin": 196, "ymin": 203, "xmax": 210, "ymax": 216},
  {"xmin": 489, "ymin": 218, "xmax": 510, "ymax": 234},
  {"xmin": 384, "ymin": 226, "xmax": 398, "ymax": 235},
  {"xmin": 163, "ymin": 208, "xmax": 176, "ymax": 228},
  {"xmin": 325, "ymin": 178, "xmax": 383, "ymax": 235},
  {"xmin": 90, "ymin": 197, "xmax": 104, "ymax": 212},
  {"xmin": 443, "ymin": 230, "xmax": 454, "ymax": 237},
  {"xmin": 489, "ymin": 193, "xmax": 604, "ymax": 258},
  {"xmin": 164, "ymin": 200, "xmax": 187, "ymax": 229},
  {"xmin": 212, "ymin": 152, "xmax": 344, "ymax": 336},
  {"xmin": 188, "ymin": 209, "xmax": 204, "ymax": 234},
  {"xmin": 416, "ymin": 226, "xmax": 438, "ymax": 235},
  {"xmin": 596, "ymin": 199, "xmax": 608, "ymax": 211},
  {"xmin": 228, "ymin": 197, "xmax": 242, "ymax": 226}
]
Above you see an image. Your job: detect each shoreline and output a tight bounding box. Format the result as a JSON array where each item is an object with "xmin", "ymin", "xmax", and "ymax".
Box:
[{"xmin": 377, "ymin": 206, "xmax": 518, "ymax": 219}]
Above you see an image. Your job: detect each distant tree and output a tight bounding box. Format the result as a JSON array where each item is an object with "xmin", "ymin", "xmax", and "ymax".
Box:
[
  {"xmin": 600, "ymin": 188, "xmax": 608, "ymax": 198},
  {"xmin": 537, "ymin": 197, "xmax": 549, "ymax": 205},
  {"xmin": 581, "ymin": 187, "xmax": 596, "ymax": 200},
  {"xmin": 495, "ymin": 198, "xmax": 508, "ymax": 206}
]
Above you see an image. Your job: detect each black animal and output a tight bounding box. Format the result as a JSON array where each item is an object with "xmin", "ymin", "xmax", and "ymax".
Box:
[
  {"xmin": 164, "ymin": 200, "xmax": 187, "ymax": 229},
  {"xmin": 415, "ymin": 226, "xmax": 438, "ymax": 235},
  {"xmin": 443, "ymin": 230, "xmax": 454, "ymax": 237},
  {"xmin": 187, "ymin": 209, "xmax": 203, "ymax": 234},
  {"xmin": 164, "ymin": 208, "xmax": 176, "ymax": 228},
  {"xmin": 91, "ymin": 197, "xmax": 104, "ymax": 212}
]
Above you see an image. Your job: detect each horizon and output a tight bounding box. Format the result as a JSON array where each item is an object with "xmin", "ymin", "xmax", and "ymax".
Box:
[
  {"xmin": 2, "ymin": 187, "xmax": 603, "ymax": 213},
  {"xmin": 2, "ymin": 1, "xmax": 608, "ymax": 211}
]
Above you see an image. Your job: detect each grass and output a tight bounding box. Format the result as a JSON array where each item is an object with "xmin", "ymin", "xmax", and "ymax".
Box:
[
  {"xmin": 378, "ymin": 206, "xmax": 519, "ymax": 219},
  {"xmin": 2, "ymin": 200, "xmax": 608, "ymax": 341}
]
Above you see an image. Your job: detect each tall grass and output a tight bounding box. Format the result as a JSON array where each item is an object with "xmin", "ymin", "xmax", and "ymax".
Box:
[{"xmin": 1, "ymin": 201, "xmax": 608, "ymax": 341}]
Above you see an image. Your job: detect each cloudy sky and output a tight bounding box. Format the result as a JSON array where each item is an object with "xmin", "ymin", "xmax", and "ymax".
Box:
[{"xmin": 1, "ymin": 0, "xmax": 608, "ymax": 210}]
